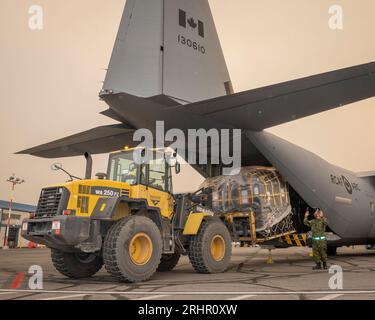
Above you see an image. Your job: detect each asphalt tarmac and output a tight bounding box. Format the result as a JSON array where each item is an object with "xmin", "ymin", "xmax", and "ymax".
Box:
[{"xmin": 0, "ymin": 246, "xmax": 374, "ymax": 300}]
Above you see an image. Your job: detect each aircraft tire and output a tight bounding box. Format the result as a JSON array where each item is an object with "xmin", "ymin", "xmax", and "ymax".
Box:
[{"xmin": 327, "ymin": 246, "xmax": 337, "ymax": 256}]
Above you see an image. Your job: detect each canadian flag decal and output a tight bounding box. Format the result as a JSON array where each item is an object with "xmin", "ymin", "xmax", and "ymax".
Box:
[{"xmin": 179, "ymin": 9, "xmax": 204, "ymax": 38}]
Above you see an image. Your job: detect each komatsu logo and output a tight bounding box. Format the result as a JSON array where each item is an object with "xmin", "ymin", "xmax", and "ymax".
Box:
[{"xmin": 179, "ymin": 9, "xmax": 204, "ymax": 38}]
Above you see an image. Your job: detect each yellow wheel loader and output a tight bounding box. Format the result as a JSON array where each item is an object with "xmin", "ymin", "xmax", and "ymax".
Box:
[{"xmin": 22, "ymin": 148, "xmax": 232, "ymax": 282}]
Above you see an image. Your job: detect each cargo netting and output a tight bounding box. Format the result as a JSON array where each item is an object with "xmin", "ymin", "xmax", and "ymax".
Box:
[{"xmin": 200, "ymin": 167, "xmax": 293, "ymax": 233}]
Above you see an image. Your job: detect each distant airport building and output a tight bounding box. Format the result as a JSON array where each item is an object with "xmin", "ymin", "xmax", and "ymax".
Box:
[{"xmin": 0, "ymin": 200, "xmax": 36, "ymax": 248}]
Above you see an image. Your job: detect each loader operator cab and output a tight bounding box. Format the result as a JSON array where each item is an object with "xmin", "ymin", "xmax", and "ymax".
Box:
[
  {"xmin": 106, "ymin": 148, "xmax": 177, "ymax": 193},
  {"xmin": 107, "ymin": 151, "xmax": 139, "ymax": 185}
]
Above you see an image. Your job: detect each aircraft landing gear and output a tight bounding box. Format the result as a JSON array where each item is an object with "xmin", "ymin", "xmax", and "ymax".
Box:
[{"xmin": 327, "ymin": 246, "xmax": 337, "ymax": 256}]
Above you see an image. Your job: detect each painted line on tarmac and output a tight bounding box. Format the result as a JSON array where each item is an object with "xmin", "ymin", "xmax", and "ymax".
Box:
[
  {"xmin": 0, "ymin": 292, "xmax": 19, "ymax": 295},
  {"xmin": 227, "ymin": 295, "xmax": 256, "ymax": 300},
  {"xmin": 0, "ymin": 289, "xmax": 375, "ymax": 296},
  {"xmin": 42, "ymin": 294, "xmax": 89, "ymax": 300},
  {"xmin": 136, "ymin": 295, "xmax": 171, "ymax": 300},
  {"xmin": 316, "ymin": 294, "xmax": 343, "ymax": 300},
  {"xmin": 42, "ymin": 293, "xmax": 172, "ymax": 301},
  {"xmin": 10, "ymin": 272, "xmax": 26, "ymax": 289}
]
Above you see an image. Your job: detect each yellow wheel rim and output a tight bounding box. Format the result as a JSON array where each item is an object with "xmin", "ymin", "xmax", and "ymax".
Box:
[
  {"xmin": 210, "ymin": 235, "xmax": 226, "ymax": 262},
  {"xmin": 129, "ymin": 232, "xmax": 153, "ymax": 266}
]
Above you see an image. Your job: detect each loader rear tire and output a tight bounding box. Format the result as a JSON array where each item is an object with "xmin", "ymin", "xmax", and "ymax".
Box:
[
  {"xmin": 51, "ymin": 249, "xmax": 103, "ymax": 279},
  {"xmin": 188, "ymin": 217, "xmax": 232, "ymax": 274},
  {"xmin": 103, "ymin": 215, "xmax": 162, "ymax": 283},
  {"xmin": 157, "ymin": 252, "xmax": 181, "ymax": 272}
]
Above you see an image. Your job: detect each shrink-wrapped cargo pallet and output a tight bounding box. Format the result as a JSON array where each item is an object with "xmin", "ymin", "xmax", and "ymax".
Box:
[{"xmin": 200, "ymin": 167, "xmax": 292, "ymax": 232}]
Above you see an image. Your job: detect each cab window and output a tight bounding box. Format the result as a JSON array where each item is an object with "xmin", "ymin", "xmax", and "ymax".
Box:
[
  {"xmin": 140, "ymin": 164, "xmax": 147, "ymax": 185},
  {"xmin": 148, "ymin": 157, "xmax": 167, "ymax": 191},
  {"xmin": 167, "ymin": 165, "xmax": 173, "ymax": 193},
  {"xmin": 108, "ymin": 152, "xmax": 138, "ymax": 185}
]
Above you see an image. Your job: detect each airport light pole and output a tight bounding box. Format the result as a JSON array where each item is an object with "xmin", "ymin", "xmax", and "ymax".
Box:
[{"xmin": 3, "ymin": 174, "xmax": 25, "ymax": 250}]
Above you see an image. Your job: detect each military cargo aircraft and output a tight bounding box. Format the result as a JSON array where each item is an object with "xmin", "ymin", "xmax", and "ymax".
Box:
[{"xmin": 19, "ymin": 0, "xmax": 375, "ymax": 252}]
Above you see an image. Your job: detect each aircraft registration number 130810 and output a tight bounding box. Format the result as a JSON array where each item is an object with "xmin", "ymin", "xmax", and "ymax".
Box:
[{"xmin": 178, "ymin": 35, "xmax": 206, "ymax": 54}]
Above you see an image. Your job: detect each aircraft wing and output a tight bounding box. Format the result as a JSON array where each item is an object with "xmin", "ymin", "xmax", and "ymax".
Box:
[
  {"xmin": 17, "ymin": 124, "xmax": 136, "ymax": 158},
  {"xmin": 172, "ymin": 62, "xmax": 375, "ymax": 131},
  {"xmin": 18, "ymin": 62, "xmax": 375, "ymax": 162}
]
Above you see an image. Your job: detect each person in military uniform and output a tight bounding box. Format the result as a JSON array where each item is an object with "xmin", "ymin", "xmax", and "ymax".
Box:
[{"xmin": 304, "ymin": 208, "xmax": 328, "ymax": 270}]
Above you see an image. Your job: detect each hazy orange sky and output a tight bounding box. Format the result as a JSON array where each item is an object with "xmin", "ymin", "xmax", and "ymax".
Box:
[{"xmin": 0, "ymin": 0, "xmax": 374, "ymax": 204}]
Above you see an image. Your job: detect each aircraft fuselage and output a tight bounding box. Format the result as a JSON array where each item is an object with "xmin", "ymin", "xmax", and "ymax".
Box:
[{"xmin": 247, "ymin": 131, "xmax": 375, "ymax": 242}]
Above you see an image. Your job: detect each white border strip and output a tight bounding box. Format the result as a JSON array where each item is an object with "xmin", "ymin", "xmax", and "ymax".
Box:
[{"xmin": 0, "ymin": 289, "xmax": 374, "ymax": 296}]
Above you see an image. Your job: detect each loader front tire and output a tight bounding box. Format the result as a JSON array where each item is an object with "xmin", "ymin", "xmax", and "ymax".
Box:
[
  {"xmin": 188, "ymin": 217, "xmax": 232, "ymax": 274},
  {"xmin": 51, "ymin": 249, "xmax": 103, "ymax": 279},
  {"xmin": 103, "ymin": 215, "xmax": 162, "ymax": 283}
]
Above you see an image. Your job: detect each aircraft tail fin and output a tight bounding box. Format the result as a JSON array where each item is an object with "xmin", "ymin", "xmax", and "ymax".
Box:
[{"xmin": 101, "ymin": 0, "xmax": 232, "ymax": 103}]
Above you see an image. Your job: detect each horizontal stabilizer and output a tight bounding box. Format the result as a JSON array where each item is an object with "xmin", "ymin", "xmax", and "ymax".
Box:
[
  {"xmin": 174, "ymin": 62, "xmax": 375, "ymax": 130},
  {"xmin": 356, "ymin": 171, "xmax": 375, "ymax": 178},
  {"xmin": 100, "ymin": 109, "xmax": 129, "ymax": 123},
  {"xmin": 17, "ymin": 125, "xmax": 136, "ymax": 158}
]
